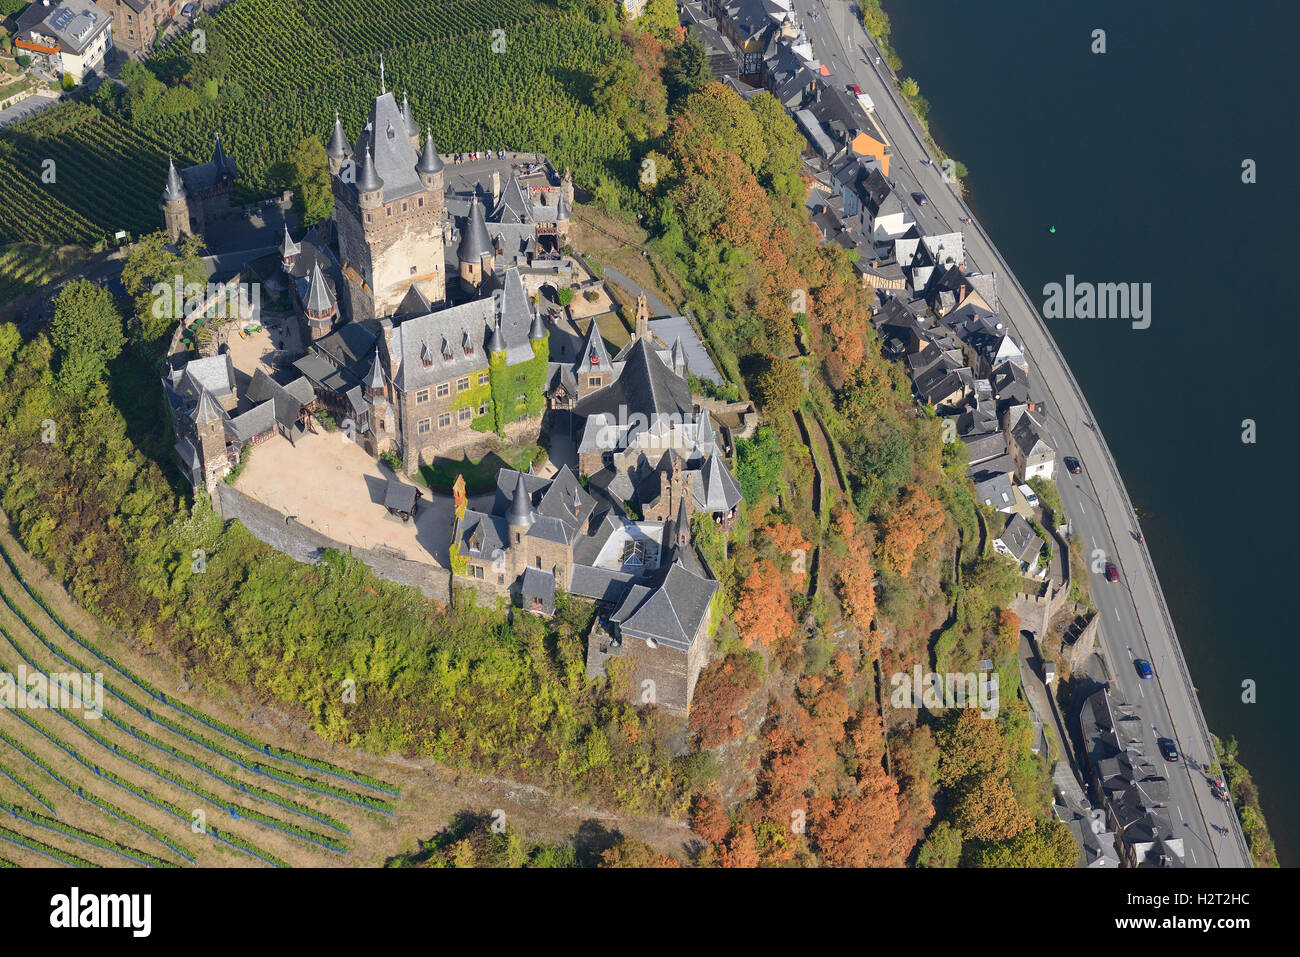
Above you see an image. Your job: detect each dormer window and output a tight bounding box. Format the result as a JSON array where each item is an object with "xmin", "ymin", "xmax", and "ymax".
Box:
[
  {"xmin": 441, "ymin": 337, "xmax": 453, "ymax": 362},
  {"xmin": 462, "ymin": 330, "xmax": 474, "ymax": 357},
  {"xmin": 420, "ymin": 343, "xmax": 433, "ymax": 368},
  {"xmin": 386, "ymin": 123, "xmax": 396, "ymax": 140}
]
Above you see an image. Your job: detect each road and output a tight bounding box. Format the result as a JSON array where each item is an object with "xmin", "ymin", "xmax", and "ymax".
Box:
[{"xmin": 801, "ymin": 0, "xmax": 1250, "ymax": 866}]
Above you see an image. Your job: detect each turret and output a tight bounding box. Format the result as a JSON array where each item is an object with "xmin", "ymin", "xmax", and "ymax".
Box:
[
  {"xmin": 211, "ymin": 132, "xmax": 236, "ymax": 182},
  {"xmin": 529, "ymin": 306, "xmax": 548, "ymax": 341},
  {"xmin": 356, "ymin": 146, "xmax": 384, "ymax": 209},
  {"xmin": 326, "ymin": 111, "xmax": 350, "ymax": 175},
  {"xmin": 507, "ymin": 470, "xmax": 534, "ymax": 533},
  {"xmin": 416, "ymin": 125, "xmax": 444, "ymax": 190},
  {"xmin": 161, "ymin": 156, "xmax": 191, "ymax": 243},
  {"xmin": 458, "ymin": 195, "xmax": 493, "ymax": 295},
  {"xmin": 487, "ymin": 316, "xmax": 506, "ymax": 356},
  {"xmin": 280, "ymin": 226, "xmax": 301, "ymax": 272},
  {"xmin": 303, "ymin": 260, "xmax": 337, "ymax": 338}
]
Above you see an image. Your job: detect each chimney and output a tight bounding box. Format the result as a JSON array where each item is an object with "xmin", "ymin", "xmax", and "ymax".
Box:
[{"xmin": 491, "ymin": 169, "xmax": 501, "ymax": 207}]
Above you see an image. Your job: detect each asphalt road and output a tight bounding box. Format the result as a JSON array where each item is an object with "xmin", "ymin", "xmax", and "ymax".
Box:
[{"xmin": 803, "ymin": 0, "xmax": 1250, "ymax": 866}]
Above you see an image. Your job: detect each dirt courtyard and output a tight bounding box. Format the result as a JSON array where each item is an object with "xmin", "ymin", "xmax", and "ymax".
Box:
[{"xmin": 235, "ymin": 429, "xmax": 454, "ymax": 565}]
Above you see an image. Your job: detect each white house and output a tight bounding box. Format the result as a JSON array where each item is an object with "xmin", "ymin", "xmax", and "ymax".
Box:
[{"xmin": 15, "ymin": 0, "xmax": 113, "ymax": 83}]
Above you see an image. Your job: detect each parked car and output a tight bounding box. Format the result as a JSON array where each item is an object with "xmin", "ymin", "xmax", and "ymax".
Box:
[
  {"xmin": 1104, "ymin": 562, "xmax": 1119, "ymax": 583},
  {"xmin": 1134, "ymin": 658, "xmax": 1154, "ymax": 679},
  {"xmin": 1158, "ymin": 738, "xmax": 1179, "ymax": 762},
  {"xmin": 1064, "ymin": 456, "xmax": 1082, "ymax": 474},
  {"xmin": 847, "ymin": 84, "xmax": 862, "ymax": 95},
  {"xmin": 911, "ymin": 192, "xmax": 927, "ymax": 206},
  {"xmin": 183, "ymin": 2, "xmax": 198, "ymax": 17},
  {"xmin": 1018, "ymin": 483, "xmax": 1040, "ymax": 508}
]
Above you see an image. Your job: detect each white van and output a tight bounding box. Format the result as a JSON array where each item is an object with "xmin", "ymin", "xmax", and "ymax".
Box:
[{"xmin": 1018, "ymin": 484, "xmax": 1040, "ymax": 508}]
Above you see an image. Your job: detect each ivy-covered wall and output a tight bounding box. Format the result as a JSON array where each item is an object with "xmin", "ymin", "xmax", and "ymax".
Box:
[{"xmin": 486, "ymin": 336, "xmax": 549, "ymax": 436}]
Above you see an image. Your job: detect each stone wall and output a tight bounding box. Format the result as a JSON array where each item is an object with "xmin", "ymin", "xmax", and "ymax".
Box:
[{"xmin": 214, "ymin": 483, "xmax": 452, "ymax": 602}]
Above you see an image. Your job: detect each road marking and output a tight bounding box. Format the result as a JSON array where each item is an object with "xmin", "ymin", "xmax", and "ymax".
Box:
[
  {"xmin": 1078, "ymin": 501, "xmax": 1086, "ymax": 516},
  {"xmin": 1176, "ymin": 805, "xmax": 1185, "ymax": 823},
  {"xmin": 1091, "ymin": 536, "xmax": 1097, "ymax": 549},
  {"xmin": 1112, "ymin": 606, "xmax": 1119, "ymax": 621},
  {"xmin": 1190, "ymin": 847, "xmax": 1198, "ymax": 864}
]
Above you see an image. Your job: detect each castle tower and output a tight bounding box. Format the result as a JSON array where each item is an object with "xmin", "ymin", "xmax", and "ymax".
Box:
[
  {"xmin": 507, "ymin": 470, "xmax": 534, "ymax": 557},
  {"xmin": 671, "ymin": 335, "xmax": 688, "ymax": 379},
  {"xmin": 674, "ymin": 487, "xmax": 692, "ymax": 548},
  {"xmin": 330, "ymin": 76, "xmax": 447, "ymax": 323},
  {"xmin": 576, "ymin": 320, "xmax": 612, "ymax": 396},
  {"xmin": 326, "ymin": 111, "xmax": 350, "ymax": 176},
  {"xmin": 161, "ymin": 156, "xmax": 191, "ymax": 243},
  {"xmin": 416, "ymin": 125, "xmax": 444, "ymax": 192},
  {"xmin": 302, "ymin": 260, "xmax": 338, "ymax": 340},
  {"xmin": 279, "ymin": 225, "xmax": 301, "ymax": 273},
  {"xmin": 193, "ymin": 391, "xmax": 228, "ymax": 492},
  {"xmin": 459, "ymin": 195, "xmax": 494, "ymax": 296}
]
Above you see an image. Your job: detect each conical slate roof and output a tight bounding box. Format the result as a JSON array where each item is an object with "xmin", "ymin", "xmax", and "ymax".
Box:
[
  {"xmin": 305, "ymin": 261, "xmax": 334, "ymax": 314},
  {"xmin": 366, "ymin": 353, "xmax": 385, "ymax": 392},
  {"xmin": 416, "ymin": 126, "xmax": 443, "ymax": 175},
  {"xmin": 529, "ymin": 307, "xmax": 547, "ymax": 340},
  {"xmin": 695, "ymin": 407, "xmax": 715, "ymax": 454},
  {"xmin": 487, "ymin": 317, "xmax": 506, "ymax": 355},
  {"xmin": 507, "ymin": 471, "xmax": 534, "ymax": 528},
  {"xmin": 401, "ymin": 92, "xmax": 419, "ymax": 137},
  {"xmin": 211, "ymin": 133, "xmax": 236, "ymax": 177},
  {"xmin": 279, "ymin": 225, "xmax": 300, "ymax": 260},
  {"xmin": 326, "ymin": 111, "xmax": 349, "ymax": 158},
  {"xmin": 162, "ymin": 156, "xmax": 186, "ymax": 202},
  {"xmin": 357, "ymin": 146, "xmax": 383, "ymax": 192},
  {"xmin": 458, "ymin": 196, "xmax": 493, "ymax": 261}
]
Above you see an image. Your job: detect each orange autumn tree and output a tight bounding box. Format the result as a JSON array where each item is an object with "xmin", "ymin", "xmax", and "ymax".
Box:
[
  {"xmin": 879, "ymin": 484, "xmax": 946, "ymax": 578},
  {"xmin": 733, "ymin": 559, "xmax": 795, "ymax": 649},
  {"xmin": 766, "ymin": 522, "xmax": 811, "ymax": 585},
  {"xmin": 837, "ymin": 548, "xmax": 876, "ymax": 632},
  {"xmin": 994, "ymin": 608, "xmax": 1020, "ymax": 656}
]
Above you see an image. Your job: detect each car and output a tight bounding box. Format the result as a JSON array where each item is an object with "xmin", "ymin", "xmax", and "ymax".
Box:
[
  {"xmin": 847, "ymin": 84, "xmax": 862, "ymax": 95},
  {"xmin": 1064, "ymin": 456, "xmax": 1082, "ymax": 474},
  {"xmin": 1018, "ymin": 483, "xmax": 1040, "ymax": 508},
  {"xmin": 1157, "ymin": 738, "xmax": 1179, "ymax": 762},
  {"xmin": 1104, "ymin": 562, "xmax": 1119, "ymax": 583},
  {"xmin": 1134, "ymin": 659, "xmax": 1154, "ymax": 679},
  {"xmin": 911, "ymin": 192, "xmax": 928, "ymax": 206},
  {"xmin": 182, "ymin": 2, "xmax": 198, "ymax": 17}
]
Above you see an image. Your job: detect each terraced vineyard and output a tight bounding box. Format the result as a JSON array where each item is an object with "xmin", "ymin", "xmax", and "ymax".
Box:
[
  {"xmin": 0, "ymin": 538, "xmax": 405, "ymax": 868},
  {"xmin": 0, "ymin": 103, "xmax": 172, "ymax": 245}
]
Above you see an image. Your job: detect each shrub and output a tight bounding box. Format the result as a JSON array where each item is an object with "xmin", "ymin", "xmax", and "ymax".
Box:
[
  {"xmin": 583, "ymin": 289, "xmax": 599, "ymax": 302},
  {"xmin": 556, "ymin": 287, "xmax": 575, "ymax": 308},
  {"xmin": 60, "ymin": 73, "xmax": 75, "ymax": 91}
]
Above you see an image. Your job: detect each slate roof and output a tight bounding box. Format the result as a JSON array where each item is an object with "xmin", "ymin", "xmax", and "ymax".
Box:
[
  {"xmin": 459, "ymin": 195, "xmax": 494, "ymax": 261},
  {"xmin": 245, "ymin": 368, "xmax": 312, "ymax": 429},
  {"xmin": 351, "ymin": 92, "xmax": 424, "ymax": 204},
  {"xmin": 383, "ymin": 477, "xmax": 419, "ymax": 514},
  {"xmin": 973, "ymin": 471, "xmax": 1015, "ymax": 511},
  {"xmin": 389, "ymin": 268, "xmax": 534, "ymax": 392},
  {"xmin": 572, "ymin": 338, "xmax": 694, "ymax": 421},
  {"xmin": 520, "ymin": 566, "xmax": 557, "ymax": 615},
  {"xmin": 163, "ymin": 157, "xmax": 186, "ymax": 202},
  {"xmin": 181, "ymin": 134, "xmax": 238, "ymax": 194},
  {"xmin": 610, "ymin": 560, "xmax": 717, "ymax": 652},
  {"xmin": 997, "ymin": 514, "xmax": 1042, "ymax": 566},
  {"xmin": 692, "ymin": 449, "xmax": 744, "ymax": 511},
  {"xmin": 1011, "ymin": 412, "xmax": 1052, "ymax": 457}
]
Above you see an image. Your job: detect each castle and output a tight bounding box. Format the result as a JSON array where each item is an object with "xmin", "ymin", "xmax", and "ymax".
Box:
[{"xmin": 160, "ymin": 73, "xmax": 746, "ymax": 715}]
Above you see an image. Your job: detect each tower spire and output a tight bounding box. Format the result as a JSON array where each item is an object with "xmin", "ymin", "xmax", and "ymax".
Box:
[{"xmin": 379, "ymin": 54, "xmax": 386, "ymax": 95}]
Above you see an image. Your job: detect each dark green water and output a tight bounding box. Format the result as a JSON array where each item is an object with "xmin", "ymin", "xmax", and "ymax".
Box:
[{"xmin": 882, "ymin": 0, "xmax": 1296, "ymax": 863}]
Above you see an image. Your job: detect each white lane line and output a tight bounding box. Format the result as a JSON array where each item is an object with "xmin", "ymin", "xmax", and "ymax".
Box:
[
  {"xmin": 1113, "ymin": 606, "xmax": 1119, "ymax": 621},
  {"xmin": 1176, "ymin": 805, "xmax": 1185, "ymax": 823},
  {"xmin": 1138, "ymin": 682, "xmax": 1145, "ymax": 698},
  {"xmin": 1190, "ymin": 847, "xmax": 1198, "ymax": 864},
  {"xmin": 1079, "ymin": 501, "xmax": 1086, "ymax": 516},
  {"xmin": 1091, "ymin": 536, "xmax": 1097, "ymax": 549}
]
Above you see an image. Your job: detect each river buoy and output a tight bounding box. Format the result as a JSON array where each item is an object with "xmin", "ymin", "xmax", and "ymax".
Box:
[{"xmin": 1048, "ymin": 225, "xmax": 1056, "ymax": 234}]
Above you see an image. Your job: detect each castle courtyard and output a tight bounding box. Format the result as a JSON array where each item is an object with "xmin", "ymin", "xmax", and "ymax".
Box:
[{"xmin": 234, "ymin": 429, "xmax": 454, "ymax": 565}]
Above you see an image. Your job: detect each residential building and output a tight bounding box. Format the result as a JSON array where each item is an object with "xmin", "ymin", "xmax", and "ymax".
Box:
[
  {"xmin": 105, "ymin": 0, "xmax": 169, "ymax": 54},
  {"xmin": 14, "ymin": 0, "xmax": 114, "ymax": 82}
]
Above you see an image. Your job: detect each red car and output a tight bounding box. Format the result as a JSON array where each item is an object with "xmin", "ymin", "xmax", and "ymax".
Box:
[
  {"xmin": 1104, "ymin": 562, "xmax": 1119, "ymax": 583},
  {"xmin": 847, "ymin": 84, "xmax": 862, "ymax": 95}
]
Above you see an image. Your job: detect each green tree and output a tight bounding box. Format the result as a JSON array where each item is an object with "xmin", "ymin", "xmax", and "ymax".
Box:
[
  {"xmin": 60, "ymin": 73, "xmax": 75, "ymax": 91},
  {"xmin": 901, "ymin": 77, "xmax": 920, "ymax": 99},
  {"xmin": 966, "ymin": 818, "xmax": 1078, "ymax": 868},
  {"xmin": 735, "ymin": 425, "xmax": 784, "ymax": 502},
  {"xmin": 121, "ymin": 230, "xmax": 208, "ymax": 342},
  {"xmin": 664, "ymin": 32, "xmax": 712, "ymax": 103},
  {"xmin": 285, "ymin": 135, "xmax": 333, "ymax": 226},
  {"xmin": 49, "ymin": 280, "xmax": 125, "ymax": 394},
  {"xmin": 916, "ymin": 821, "xmax": 962, "ymax": 867},
  {"xmin": 748, "ymin": 92, "xmax": 806, "ymax": 200}
]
